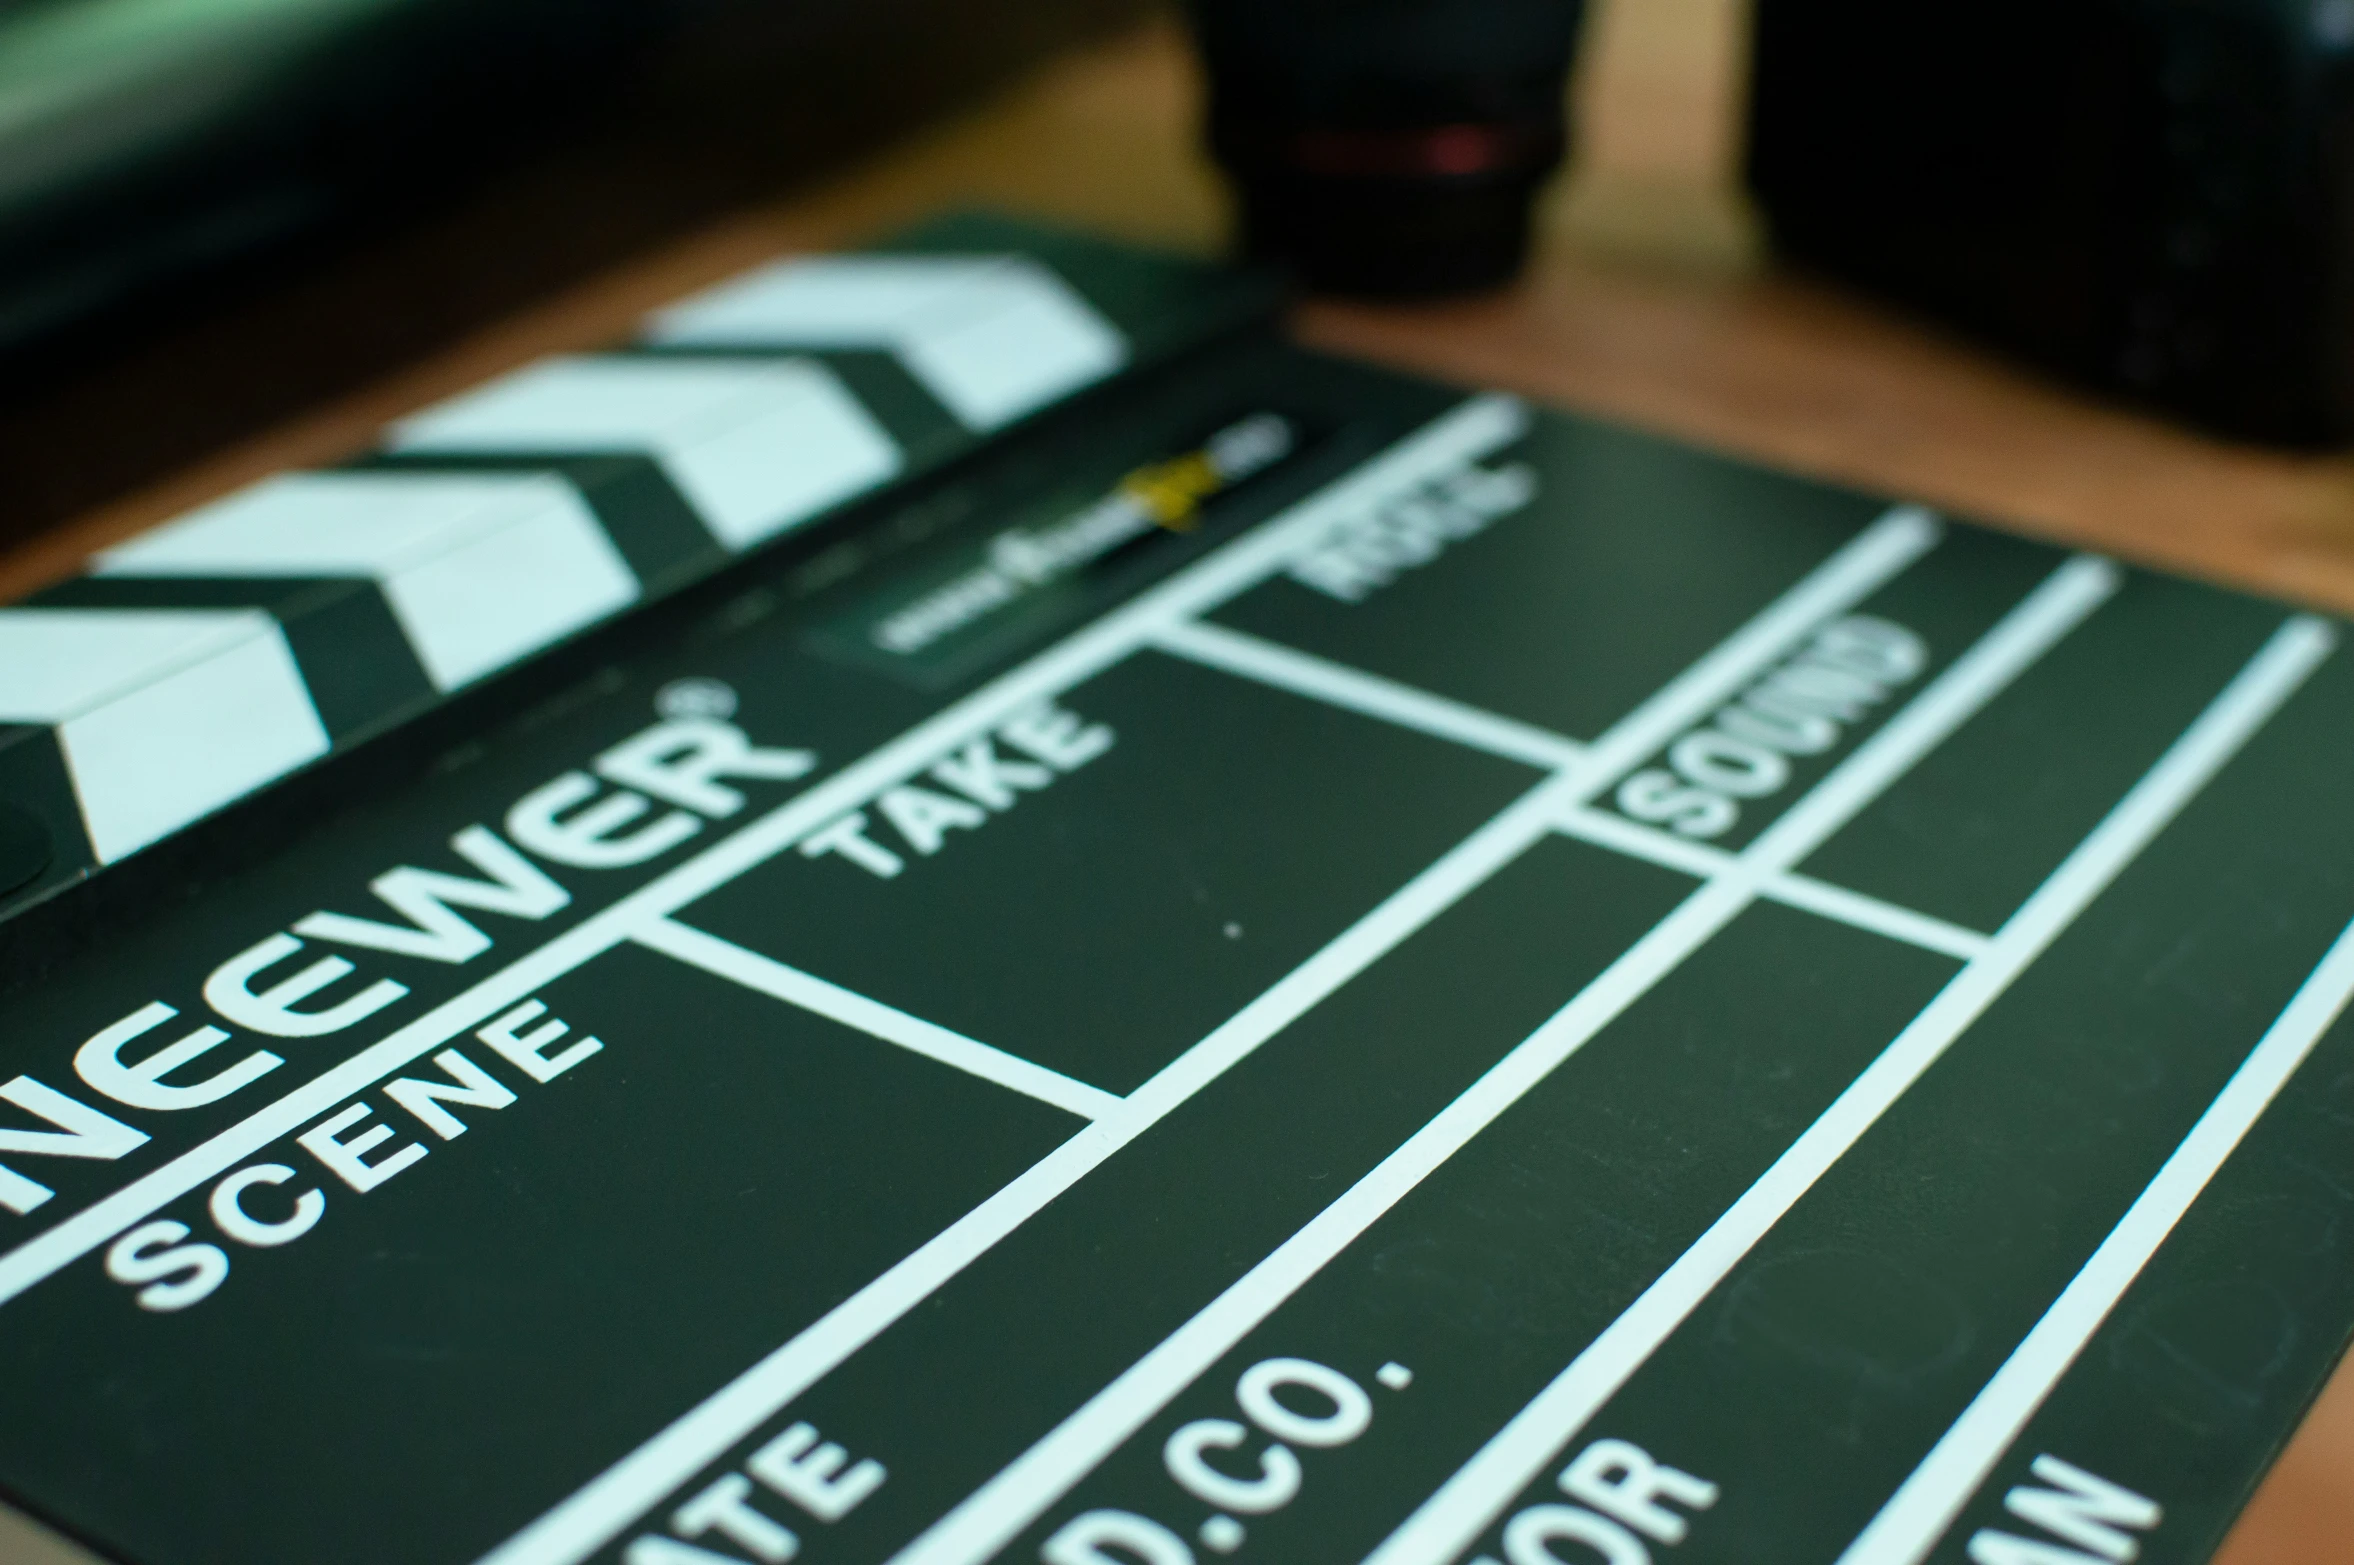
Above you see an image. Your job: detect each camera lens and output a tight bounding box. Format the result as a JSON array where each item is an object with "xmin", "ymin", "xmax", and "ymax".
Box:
[{"xmin": 1187, "ymin": 0, "xmax": 1587, "ymax": 297}]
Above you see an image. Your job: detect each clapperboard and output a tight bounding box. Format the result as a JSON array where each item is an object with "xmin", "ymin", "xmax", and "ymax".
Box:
[{"xmin": 0, "ymin": 214, "xmax": 2347, "ymax": 1565}]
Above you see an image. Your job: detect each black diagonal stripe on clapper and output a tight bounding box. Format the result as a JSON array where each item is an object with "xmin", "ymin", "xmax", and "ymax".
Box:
[
  {"xmin": 32, "ymin": 577, "xmax": 435, "ymax": 743},
  {"xmin": 631, "ymin": 344, "xmax": 970, "ymax": 466},
  {"xmin": 348, "ymin": 451, "xmax": 725, "ymax": 595},
  {"xmin": 0, "ymin": 724, "xmax": 96, "ymax": 912}
]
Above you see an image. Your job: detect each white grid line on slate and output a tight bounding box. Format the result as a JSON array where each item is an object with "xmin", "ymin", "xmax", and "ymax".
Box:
[
  {"xmin": 1148, "ymin": 617, "xmax": 1591, "ymax": 772},
  {"xmin": 1552, "ymin": 805, "xmax": 1992, "ymax": 961},
  {"xmin": 631, "ymin": 916, "xmax": 1123, "ymax": 1122}
]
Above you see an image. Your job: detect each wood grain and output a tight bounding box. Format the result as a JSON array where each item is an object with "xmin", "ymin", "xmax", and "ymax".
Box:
[{"xmin": 5, "ymin": 6, "xmax": 2347, "ymax": 1558}]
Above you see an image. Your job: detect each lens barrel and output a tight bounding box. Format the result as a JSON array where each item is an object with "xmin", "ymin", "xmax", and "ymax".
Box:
[{"xmin": 1189, "ymin": 0, "xmax": 1586, "ymax": 297}]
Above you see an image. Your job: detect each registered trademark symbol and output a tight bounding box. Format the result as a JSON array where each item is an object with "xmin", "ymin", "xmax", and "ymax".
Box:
[{"xmin": 654, "ymin": 677, "xmax": 739, "ymax": 720}]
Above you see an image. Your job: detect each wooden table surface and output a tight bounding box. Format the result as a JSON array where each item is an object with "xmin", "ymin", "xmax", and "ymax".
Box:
[{"xmin": 4, "ymin": 3, "xmax": 2348, "ymax": 1559}]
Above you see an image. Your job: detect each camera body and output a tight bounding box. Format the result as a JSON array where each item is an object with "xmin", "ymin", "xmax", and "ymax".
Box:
[{"xmin": 1749, "ymin": 0, "xmax": 2354, "ymax": 446}]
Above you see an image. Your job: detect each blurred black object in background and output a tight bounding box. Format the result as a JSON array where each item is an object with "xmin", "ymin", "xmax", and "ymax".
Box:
[
  {"xmin": 0, "ymin": 0, "xmax": 670, "ymax": 358},
  {"xmin": 0, "ymin": 0, "xmax": 1147, "ymax": 554},
  {"xmin": 1187, "ymin": 0, "xmax": 1585, "ymax": 297},
  {"xmin": 1750, "ymin": 0, "xmax": 2354, "ymax": 448}
]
